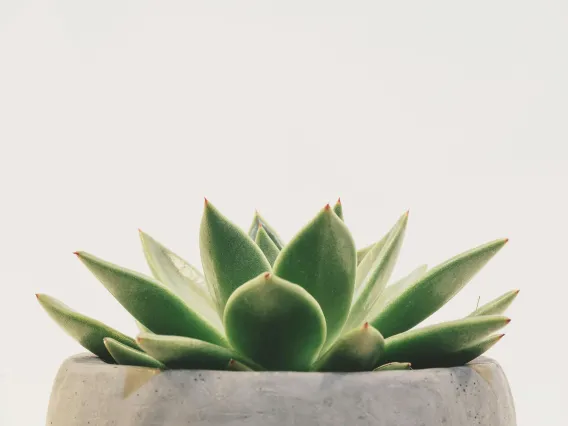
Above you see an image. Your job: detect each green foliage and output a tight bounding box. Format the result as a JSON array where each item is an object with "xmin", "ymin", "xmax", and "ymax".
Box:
[{"xmin": 36, "ymin": 199, "xmax": 518, "ymax": 372}]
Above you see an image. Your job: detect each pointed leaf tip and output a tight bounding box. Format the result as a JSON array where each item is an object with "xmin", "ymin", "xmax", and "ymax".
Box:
[
  {"xmin": 337, "ymin": 197, "xmax": 341, "ymax": 204},
  {"xmin": 505, "ymin": 318, "xmax": 511, "ymax": 324},
  {"xmin": 363, "ymin": 322, "xmax": 369, "ymax": 329},
  {"xmin": 324, "ymin": 203, "xmax": 331, "ymax": 210},
  {"xmin": 264, "ymin": 272, "xmax": 271, "ymax": 279},
  {"xmin": 204, "ymin": 197, "xmax": 209, "ymax": 205},
  {"xmin": 73, "ymin": 251, "xmax": 79, "ymax": 256},
  {"xmin": 515, "ymin": 289, "xmax": 520, "ymax": 294}
]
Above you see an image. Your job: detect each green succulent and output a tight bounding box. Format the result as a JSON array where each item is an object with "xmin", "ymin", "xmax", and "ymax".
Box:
[{"xmin": 36, "ymin": 199, "xmax": 518, "ymax": 372}]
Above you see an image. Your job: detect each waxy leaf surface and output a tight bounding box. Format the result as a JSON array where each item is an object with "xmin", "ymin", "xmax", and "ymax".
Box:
[
  {"xmin": 200, "ymin": 201, "xmax": 271, "ymax": 311},
  {"xmin": 139, "ymin": 230, "xmax": 222, "ymax": 329},
  {"xmin": 345, "ymin": 212, "xmax": 408, "ymax": 330},
  {"xmin": 468, "ymin": 290, "xmax": 519, "ymax": 317},
  {"xmin": 381, "ymin": 315, "xmax": 510, "ymax": 365},
  {"xmin": 104, "ymin": 337, "xmax": 165, "ymax": 369},
  {"xmin": 224, "ymin": 273, "xmax": 326, "ymax": 371},
  {"xmin": 273, "ymin": 205, "xmax": 356, "ymax": 348},
  {"xmin": 36, "ymin": 294, "xmax": 137, "ymax": 363},
  {"xmin": 137, "ymin": 333, "xmax": 261, "ymax": 370},
  {"xmin": 248, "ymin": 211, "xmax": 285, "ymax": 249},
  {"xmin": 312, "ymin": 324, "xmax": 385, "ymax": 372},
  {"xmin": 371, "ymin": 239, "xmax": 508, "ymax": 337},
  {"xmin": 75, "ymin": 251, "xmax": 228, "ymax": 347},
  {"xmin": 255, "ymin": 226, "xmax": 280, "ymax": 266},
  {"xmin": 374, "ymin": 362, "xmax": 412, "ymax": 371}
]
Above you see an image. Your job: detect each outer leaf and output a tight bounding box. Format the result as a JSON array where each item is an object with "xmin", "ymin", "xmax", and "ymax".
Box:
[
  {"xmin": 248, "ymin": 211, "xmax": 285, "ymax": 249},
  {"xmin": 344, "ymin": 212, "xmax": 408, "ymax": 330},
  {"xmin": 410, "ymin": 334, "xmax": 506, "ymax": 369},
  {"xmin": 136, "ymin": 333, "xmax": 262, "ymax": 370},
  {"xmin": 103, "ymin": 337, "xmax": 165, "ymax": 369},
  {"xmin": 75, "ymin": 251, "xmax": 228, "ymax": 347},
  {"xmin": 255, "ymin": 226, "xmax": 280, "ymax": 266},
  {"xmin": 227, "ymin": 359, "xmax": 254, "ymax": 371},
  {"xmin": 333, "ymin": 198, "xmax": 343, "ymax": 221},
  {"xmin": 356, "ymin": 243, "xmax": 375, "ymax": 265},
  {"xmin": 200, "ymin": 201, "xmax": 271, "ymax": 311},
  {"xmin": 369, "ymin": 264, "xmax": 428, "ymax": 317},
  {"xmin": 273, "ymin": 205, "xmax": 357, "ymax": 348},
  {"xmin": 312, "ymin": 323, "xmax": 385, "ymax": 372},
  {"xmin": 374, "ymin": 362, "xmax": 412, "ymax": 371},
  {"xmin": 224, "ymin": 273, "xmax": 326, "ymax": 371},
  {"xmin": 139, "ymin": 230, "xmax": 222, "ymax": 329},
  {"xmin": 371, "ymin": 238, "xmax": 509, "ymax": 338},
  {"xmin": 381, "ymin": 315, "xmax": 510, "ymax": 366},
  {"xmin": 36, "ymin": 294, "xmax": 138, "ymax": 363},
  {"xmin": 467, "ymin": 289, "xmax": 520, "ymax": 317}
]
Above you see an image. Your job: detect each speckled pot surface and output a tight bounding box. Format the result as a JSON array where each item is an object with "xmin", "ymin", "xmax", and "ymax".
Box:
[{"xmin": 46, "ymin": 354, "xmax": 516, "ymax": 426}]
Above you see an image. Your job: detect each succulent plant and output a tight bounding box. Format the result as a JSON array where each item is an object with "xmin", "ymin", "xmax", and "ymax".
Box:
[{"xmin": 36, "ymin": 199, "xmax": 518, "ymax": 372}]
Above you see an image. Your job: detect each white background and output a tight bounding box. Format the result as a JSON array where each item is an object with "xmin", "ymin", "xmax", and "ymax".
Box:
[{"xmin": 1, "ymin": 1, "xmax": 566, "ymax": 425}]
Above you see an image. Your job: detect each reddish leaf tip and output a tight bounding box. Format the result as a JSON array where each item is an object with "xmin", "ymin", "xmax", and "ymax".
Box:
[
  {"xmin": 405, "ymin": 209, "xmax": 410, "ymax": 217},
  {"xmin": 264, "ymin": 272, "xmax": 271, "ymax": 279},
  {"xmin": 337, "ymin": 197, "xmax": 342, "ymax": 204},
  {"xmin": 204, "ymin": 197, "xmax": 209, "ymax": 205},
  {"xmin": 498, "ymin": 333, "xmax": 506, "ymax": 339},
  {"xmin": 363, "ymin": 322, "xmax": 369, "ymax": 329},
  {"xmin": 35, "ymin": 293, "xmax": 39, "ymax": 299},
  {"xmin": 72, "ymin": 251, "xmax": 79, "ymax": 256},
  {"xmin": 505, "ymin": 318, "xmax": 512, "ymax": 324},
  {"xmin": 258, "ymin": 222, "xmax": 263, "ymax": 229},
  {"xmin": 324, "ymin": 203, "xmax": 331, "ymax": 210},
  {"xmin": 504, "ymin": 238, "xmax": 509, "ymax": 243},
  {"xmin": 228, "ymin": 359, "xmax": 235, "ymax": 366},
  {"xmin": 514, "ymin": 289, "xmax": 520, "ymax": 294}
]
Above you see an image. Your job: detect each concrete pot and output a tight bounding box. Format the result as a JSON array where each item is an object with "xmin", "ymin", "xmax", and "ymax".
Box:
[{"xmin": 46, "ymin": 354, "xmax": 516, "ymax": 426}]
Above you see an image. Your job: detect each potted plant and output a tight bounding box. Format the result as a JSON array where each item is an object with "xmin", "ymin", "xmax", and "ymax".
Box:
[{"xmin": 37, "ymin": 199, "xmax": 518, "ymax": 425}]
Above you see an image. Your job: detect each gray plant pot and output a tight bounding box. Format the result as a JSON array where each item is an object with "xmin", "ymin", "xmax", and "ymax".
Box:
[{"xmin": 46, "ymin": 354, "xmax": 516, "ymax": 426}]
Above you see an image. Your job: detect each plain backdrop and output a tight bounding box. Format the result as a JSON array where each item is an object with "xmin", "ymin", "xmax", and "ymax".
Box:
[{"xmin": 1, "ymin": 1, "xmax": 566, "ymax": 425}]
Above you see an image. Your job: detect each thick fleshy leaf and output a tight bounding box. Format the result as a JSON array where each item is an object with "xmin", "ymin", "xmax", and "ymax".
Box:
[
  {"xmin": 312, "ymin": 323, "xmax": 385, "ymax": 372},
  {"xmin": 36, "ymin": 294, "xmax": 138, "ymax": 363},
  {"xmin": 356, "ymin": 243, "xmax": 375, "ymax": 265},
  {"xmin": 333, "ymin": 198, "xmax": 343, "ymax": 221},
  {"xmin": 374, "ymin": 362, "xmax": 412, "ymax": 371},
  {"xmin": 467, "ymin": 290, "xmax": 520, "ymax": 317},
  {"xmin": 371, "ymin": 239, "xmax": 509, "ymax": 338},
  {"xmin": 224, "ymin": 273, "xmax": 326, "ymax": 371},
  {"xmin": 75, "ymin": 251, "xmax": 228, "ymax": 347},
  {"xmin": 273, "ymin": 205, "xmax": 357, "ymax": 348},
  {"xmin": 255, "ymin": 226, "xmax": 280, "ymax": 266},
  {"xmin": 411, "ymin": 334, "xmax": 506, "ymax": 369},
  {"xmin": 248, "ymin": 210, "xmax": 285, "ymax": 249},
  {"xmin": 344, "ymin": 212, "xmax": 408, "ymax": 330},
  {"xmin": 103, "ymin": 337, "xmax": 165, "ymax": 369},
  {"xmin": 369, "ymin": 264, "xmax": 428, "ymax": 318},
  {"xmin": 227, "ymin": 359, "xmax": 254, "ymax": 371},
  {"xmin": 136, "ymin": 333, "xmax": 262, "ymax": 370},
  {"xmin": 139, "ymin": 230, "xmax": 222, "ymax": 329},
  {"xmin": 381, "ymin": 315, "xmax": 510, "ymax": 366},
  {"xmin": 135, "ymin": 320, "xmax": 153, "ymax": 334},
  {"xmin": 200, "ymin": 201, "xmax": 271, "ymax": 311}
]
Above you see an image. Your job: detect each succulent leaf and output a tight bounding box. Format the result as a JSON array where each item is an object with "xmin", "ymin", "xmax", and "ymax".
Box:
[
  {"xmin": 369, "ymin": 264, "xmax": 428, "ymax": 317},
  {"xmin": 332, "ymin": 198, "xmax": 343, "ymax": 221},
  {"xmin": 248, "ymin": 211, "xmax": 285, "ymax": 249},
  {"xmin": 374, "ymin": 362, "xmax": 412, "ymax": 371},
  {"xmin": 411, "ymin": 334, "xmax": 506, "ymax": 369},
  {"xmin": 371, "ymin": 239, "xmax": 509, "ymax": 338},
  {"xmin": 381, "ymin": 315, "xmax": 510, "ymax": 366},
  {"xmin": 103, "ymin": 337, "xmax": 165, "ymax": 369},
  {"xmin": 227, "ymin": 359, "xmax": 254, "ymax": 371},
  {"xmin": 312, "ymin": 323, "xmax": 385, "ymax": 372},
  {"xmin": 135, "ymin": 320, "xmax": 153, "ymax": 334},
  {"xmin": 356, "ymin": 243, "xmax": 375, "ymax": 265},
  {"xmin": 467, "ymin": 290, "xmax": 520, "ymax": 317},
  {"xmin": 254, "ymin": 226, "xmax": 280, "ymax": 266},
  {"xmin": 136, "ymin": 333, "xmax": 262, "ymax": 370},
  {"xmin": 273, "ymin": 205, "xmax": 357, "ymax": 348},
  {"xmin": 36, "ymin": 294, "xmax": 138, "ymax": 363},
  {"xmin": 200, "ymin": 201, "xmax": 272, "ymax": 311},
  {"xmin": 139, "ymin": 230, "xmax": 222, "ymax": 329},
  {"xmin": 224, "ymin": 273, "xmax": 327, "ymax": 371},
  {"xmin": 345, "ymin": 212, "xmax": 408, "ymax": 330},
  {"xmin": 75, "ymin": 251, "xmax": 229, "ymax": 347}
]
